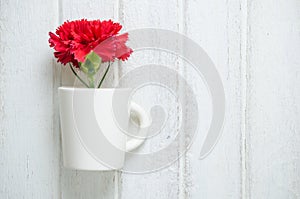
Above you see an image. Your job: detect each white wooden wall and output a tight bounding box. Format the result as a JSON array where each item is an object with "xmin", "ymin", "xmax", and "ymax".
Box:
[{"xmin": 0, "ymin": 0, "xmax": 299, "ymax": 198}]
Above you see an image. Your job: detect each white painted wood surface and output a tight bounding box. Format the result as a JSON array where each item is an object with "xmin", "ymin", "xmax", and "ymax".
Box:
[
  {"xmin": 60, "ymin": 0, "xmax": 118, "ymax": 198},
  {"xmin": 184, "ymin": 0, "xmax": 242, "ymax": 198},
  {"xmin": 246, "ymin": 0, "xmax": 300, "ymax": 198},
  {"xmin": 0, "ymin": 0, "xmax": 299, "ymax": 199},
  {"xmin": 119, "ymin": 1, "xmax": 181, "ymax": 198},
  {"xmin": 0, "ymin": 0, "xmax": 60, "ymax": 198}
]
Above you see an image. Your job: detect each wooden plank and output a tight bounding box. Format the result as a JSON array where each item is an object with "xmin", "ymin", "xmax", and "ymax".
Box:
[
  {"xmin": 246, "ymin": 0, "xmax": 300, "ymax": 198},
  {"xmin": 59, "ymin": 0, "xmax": 118, "ymax": 198},
  {"xmin": 184, "ymin": 0, "xmax": 243, "ymax": 198},
  {"xmin": 119, "ymin": 0, "xmax": 181, "ymax": 198},
  {"xmin": 0, "ymin": 0, "xmax": 60, "ymax": 198}
]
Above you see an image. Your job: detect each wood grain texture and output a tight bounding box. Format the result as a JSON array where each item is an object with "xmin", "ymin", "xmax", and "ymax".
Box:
[
  {"xmin": 184, "ymin": 0, "xmax": 242, "ymax": 198},
  {"xmin": 0, "ymin": 0, "xmax": 60, "ymax": 198},
  {"xmin": 59, "ymin": 0, "xmax": 118, "ymax": 198},
  {"xmin": 118, "ymin": 0, "xmax": 181, "ymax": 198},
  {"xmin": 246, "ymin": 0, "xmax": 300, "ymax": 198}
]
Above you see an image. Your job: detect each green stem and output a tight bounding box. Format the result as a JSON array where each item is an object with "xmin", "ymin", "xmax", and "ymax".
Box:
[
  {"xmin": 69, "ymin": 63, "xmax": 89, "ymax": 88},
  {"xmin": 97, "ymin": 62, "xmax": 111, "ymax": 88},
  {"xmin": 88, "ymin": 75, "xmax": 95, "ymax": 88}
]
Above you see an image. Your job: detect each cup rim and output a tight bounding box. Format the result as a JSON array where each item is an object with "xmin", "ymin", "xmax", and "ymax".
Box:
[{"xmin": 58, "ymin": 86, "xmax": 131, "ymax": 91}]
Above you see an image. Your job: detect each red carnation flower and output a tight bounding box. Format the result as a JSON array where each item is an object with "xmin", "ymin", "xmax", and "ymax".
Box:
[
  {"xmin": 93, "ymin": 33, "xmax": 133, "ymax": 62},
  {"xmin": 48, "ymin": 19, "xmax": 132, "ymax": 68}
]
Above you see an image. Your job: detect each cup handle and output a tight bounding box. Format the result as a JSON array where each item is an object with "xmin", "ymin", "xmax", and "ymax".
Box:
[{"xmin": 126, "ymin": 102, "xmax": 151, "ymax": 152}]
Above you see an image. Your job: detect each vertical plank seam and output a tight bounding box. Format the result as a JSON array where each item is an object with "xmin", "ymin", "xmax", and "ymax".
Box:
[
  {"xmin": 240, "ymin": 0, "xmax": 249, "ymax": 198},
  {"xmin": 114, "ymin": 1, "xmax": 122, "ymax": 199},
  {"xmin": 177, "ymin": 0, "xmax": 187, "ymax": 198},
  {"xmin": 114, "ymin": 0, "xmax": 120, "ymax": 86},
  {"xmin": 0, "ymin": 3, "xmax": 6, "ymax": 151},
  {"xmin": 113, "ymin": 171, "xmax": 120, "ymax": 199},
  {"xmin": 57, "ymin": 0, "xmax": 63, "ymax": 198},
  {"xmin": 53, "ymin": 59, "xmax": 62, "ymax": 199}
]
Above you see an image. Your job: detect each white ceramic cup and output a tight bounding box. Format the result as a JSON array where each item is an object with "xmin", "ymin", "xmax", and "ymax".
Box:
[{"xmin": 58, "ymin": 87, "xmax": 151, "ymax": 171}]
